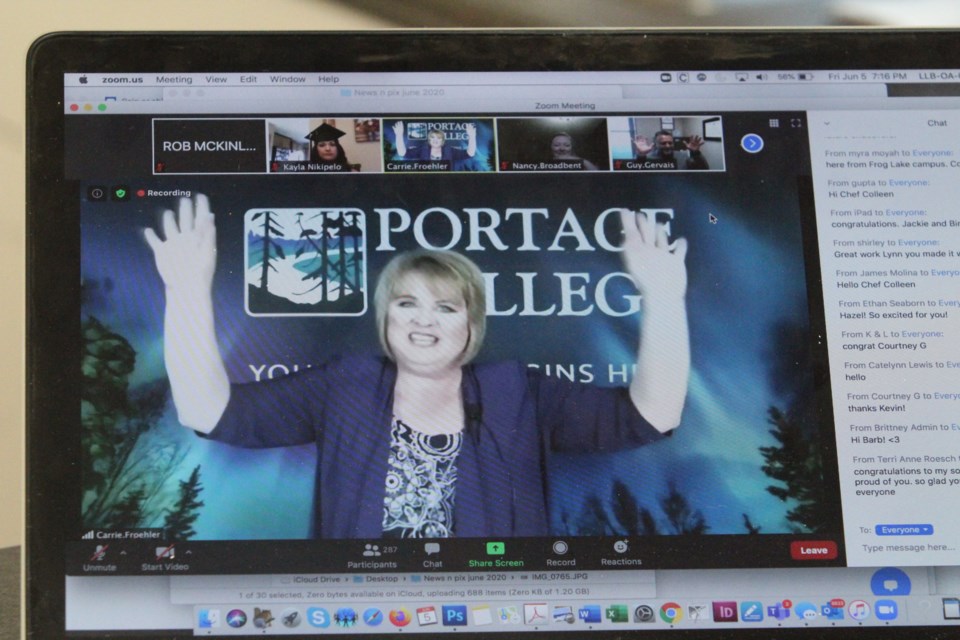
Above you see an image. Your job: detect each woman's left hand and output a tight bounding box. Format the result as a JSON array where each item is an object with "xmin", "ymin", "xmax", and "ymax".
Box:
[{"xmin": 619, "ymin": 210, "xmax": 688, "ymax": 301}]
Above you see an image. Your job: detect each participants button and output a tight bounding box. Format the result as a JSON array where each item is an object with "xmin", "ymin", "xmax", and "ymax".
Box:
[
  {"xmin": 875, "ymin": 523, "xmax": 934, "ymax": 536},
  {"xmin": 790, "ymin": 540, "xmax": 838, "ymax": 560}
]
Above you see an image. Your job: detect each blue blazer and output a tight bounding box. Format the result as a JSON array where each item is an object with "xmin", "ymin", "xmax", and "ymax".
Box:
[{"xmin": 208, "ymin": 355, "xmax": 664, "ymax": 538}]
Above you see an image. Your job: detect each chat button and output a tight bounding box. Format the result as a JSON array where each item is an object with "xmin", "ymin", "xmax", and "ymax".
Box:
[{"xmin": 870, "ymin": 567, "xmax": 911, "ymax": 596}]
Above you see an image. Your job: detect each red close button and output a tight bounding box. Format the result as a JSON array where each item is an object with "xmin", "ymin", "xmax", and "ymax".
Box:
[{"xmin": 791, "ymin": 540, "xmax": 838, "ymax": 560}]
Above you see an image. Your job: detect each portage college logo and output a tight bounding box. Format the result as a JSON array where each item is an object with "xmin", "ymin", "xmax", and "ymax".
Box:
[{"xmin": 244, "ymin": 208, "xmax": 367, "ymax": 316}]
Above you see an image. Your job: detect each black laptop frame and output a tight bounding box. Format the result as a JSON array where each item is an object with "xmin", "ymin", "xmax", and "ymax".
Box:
[{"xmin": 27, "ymin": 29, "xmax": 960, "ymax": 640}]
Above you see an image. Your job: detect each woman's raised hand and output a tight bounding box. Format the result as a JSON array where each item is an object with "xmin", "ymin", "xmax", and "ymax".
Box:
[
  {"xmin": 144, "ymin": 194, "xmax": 217, "ymax": 293},
  {"xmin": 619, "ymin": 210, "xmax": 688, "ymax": 302}
]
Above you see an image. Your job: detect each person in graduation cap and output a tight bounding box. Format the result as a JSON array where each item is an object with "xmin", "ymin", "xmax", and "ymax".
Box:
[{"xmin": 307, "ymin": 122, "xmax": 359, "ymax": 171}]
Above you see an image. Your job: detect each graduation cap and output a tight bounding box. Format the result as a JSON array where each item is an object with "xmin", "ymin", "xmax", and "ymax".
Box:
[{"xmin": 306, "ymin": 123, "xmax": 346, "ymax": 143}]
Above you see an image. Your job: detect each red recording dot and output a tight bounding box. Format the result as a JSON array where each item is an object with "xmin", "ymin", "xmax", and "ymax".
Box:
[
  {"xmin": 69, "ymin": 104, "xmax": 79, "ymax": 112},
  {"xmin": 136, "ymin": 189, "xmax": 146, "ymax": 197}
]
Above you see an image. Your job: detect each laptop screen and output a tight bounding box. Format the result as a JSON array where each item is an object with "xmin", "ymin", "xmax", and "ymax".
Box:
[{"xmin": 28, "ymin": 31, "xmax": 960, "ymax": 638}]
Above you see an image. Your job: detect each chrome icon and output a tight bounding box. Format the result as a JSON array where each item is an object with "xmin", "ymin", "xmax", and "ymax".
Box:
[{"xmin": 660, "ymin": 602, "xmax": 683, "ymax": 624}]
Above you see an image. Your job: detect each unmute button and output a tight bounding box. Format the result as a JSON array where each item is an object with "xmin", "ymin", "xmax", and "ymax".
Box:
[{"xmin": 876, "ymin": 523, "xmax": 934, "ymax": 536}]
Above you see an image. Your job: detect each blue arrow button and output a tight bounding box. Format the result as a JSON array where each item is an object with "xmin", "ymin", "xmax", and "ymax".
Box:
[{"xmin": 741, "ymin": 133, "xmax": 764, "ymax": 153}]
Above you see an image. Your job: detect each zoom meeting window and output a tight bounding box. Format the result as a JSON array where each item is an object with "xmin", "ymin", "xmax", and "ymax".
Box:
[{"xmin": 64, "ymin": 71, "xmax": 960, "ymax": 634}]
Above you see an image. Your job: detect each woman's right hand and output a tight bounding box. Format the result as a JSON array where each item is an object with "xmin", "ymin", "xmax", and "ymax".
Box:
[
  {"xmin": 145, "ymin": 194, "xmax": 228, "ymax": 433},
  {"xmin": 144, "ymin": 194, "xmax": 217, "ymax": 294},
  {"xmin": 392, "ymin": 120, "xmax": 405, "ymax": 139}
]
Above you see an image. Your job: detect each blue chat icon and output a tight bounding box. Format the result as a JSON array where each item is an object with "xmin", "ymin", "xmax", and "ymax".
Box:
[{"xmin": 871, "ymin": 567, "xmax": 911, "ymax": 596}]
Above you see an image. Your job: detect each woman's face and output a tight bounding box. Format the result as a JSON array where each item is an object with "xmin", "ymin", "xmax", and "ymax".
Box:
[
  {"xmin": 387, "ymin": 271, "xmax": 470, "ymax": 374},
  {"xmin": 428, "ymin": 132, "xmax": 445, "ymax": 149},
  {"xmin": 551, "ymin": 135, "xmax": 573, "ymax": 157},
  {"xmin": 315, "ymin": 140, "xmax": 339, "ymax": 161}
]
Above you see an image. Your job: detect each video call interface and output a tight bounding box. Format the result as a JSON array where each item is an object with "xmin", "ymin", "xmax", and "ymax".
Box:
[{"xmin": 65, "ymin": 73, "xmax": 960, "ymax": 634}]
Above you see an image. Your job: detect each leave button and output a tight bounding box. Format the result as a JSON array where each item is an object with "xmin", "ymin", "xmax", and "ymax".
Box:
[{"xmin": 790, "ymin": 540, "xmax": 838, "ymax": 560}]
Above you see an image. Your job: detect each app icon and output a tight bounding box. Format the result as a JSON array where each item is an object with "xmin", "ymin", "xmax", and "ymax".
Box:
[
  {"xmin": 794, "ymin": 601, "xmax": 818, "ymax": 620},
  {"xmin": 821, "ymin": 602, "xmax": 844, "ymax": 620},
  {"xmin": 660, "ymin": 602, "xmax": 683, "ymax": 624},
  {"xmin": 740, "ymin": 601, "xmax": 764, "ymax": 622},
  {"xmin": 552, "ymin": 606, "xmax": 575, "ymax": 624},
  {"xmin": 875, "ymin": 599, "xmax": 898, "ymax": 621},
  {"xmin": 943, "ymin": 597, "xmax": 960, "ymax": 620},
  {"xmin": 363, "ymin": 607, "xmax": 384, "ymax": 626},
  {"xmin": 767, "ymin": 602, "xmax": 791, "ymax": 621},
  {"xmin": 87, "ymin": 186, "xmax": 107, "ymax": 201},
  {"xmin": 388, "ymin": 608, "xmax": 411, "ymax": 627},
  {"xmin": 307, "ymin": 607, "xmax": 331, "ymax": 628},
  {"xmin": 226, "ymin": 609, "xmax": 247, "ymax": 628},
  {"xmin": 871, "ymin": 567, "xmax": 911, "ymax": 596},
  {"xmin": 687, "ymin": 604, "xmax": 709, "ymax": 622},
  {"xmin": 472, "ymin": 606, "xmax": 493, "ymax": 626},
  {"xmin": 713, "ymin": 601, "xmax": 738, "ymax": 622},
  {"xmin": 111, "ymin": 185, "xmax": 130, "ymax": 201},
  {"xmin": 605, "ymin": 605, "xmax": 628, "ymax": 623},
  {"xmin": 198, "ymin": 609, "xmax": 220, "ymax": 628},
  {"xmin": 281, "ymin": 608, "xmax": 302, "ymax": 628},
  {"xmin": 486, "ymin": 541, "xmax": 505, "ymax": 555},
  {"xmin": 253, "ymin": 608, "xmax": 275, "ymax": 629},
  {"xmin": 634, "ymin": 605, "xmax": 655, "ymax": 623},
  {"xmin": 498, "ymin": 606, "xmax": 521, "ymax": 624},
  {"xmin": 442, "ymin": 605, "xmax": 467, "ymax": 626},
  {"xmin": 334, "ymin": 607, "xmax": 358, "ymax": 628},
  {"xmin": 848, "ymin": 600, "xmax": 871, "ymax": 621},
  {"xmin": 578, "ymin": 605, "xmax": 601, "ymax": 623},
  {"xmin": 417, "ymin": 606, "xmax": 438, "ymax": 626},
  {"xmin": 524, "ymin": 603, "xmax": 549, "ymax": 625}
]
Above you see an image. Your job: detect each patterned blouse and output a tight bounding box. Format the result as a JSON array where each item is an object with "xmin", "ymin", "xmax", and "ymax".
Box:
[{"xmin": 382, "ymin": 417, "xmax": 462, "ymax": 538}]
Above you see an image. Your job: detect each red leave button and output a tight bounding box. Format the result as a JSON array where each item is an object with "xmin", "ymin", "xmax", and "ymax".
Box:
[{"xmin": 791, "ymin": 540, "xmax": 838, "ymax": 560}]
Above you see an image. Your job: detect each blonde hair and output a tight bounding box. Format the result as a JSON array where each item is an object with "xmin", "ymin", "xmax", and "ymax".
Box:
[{"xmin": 374, "ymin": 250, "xmax": 487, "ymax": 364}]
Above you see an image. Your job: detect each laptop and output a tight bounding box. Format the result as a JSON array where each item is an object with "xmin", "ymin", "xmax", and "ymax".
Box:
[{"xmin": 26, "ymin": 30, "xmax": 960, "ymax": 638}]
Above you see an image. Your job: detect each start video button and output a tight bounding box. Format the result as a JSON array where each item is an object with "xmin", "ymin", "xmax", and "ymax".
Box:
[{"xmin": 790, "ymin": 540, "xmax": 838, "ymax": 560}]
